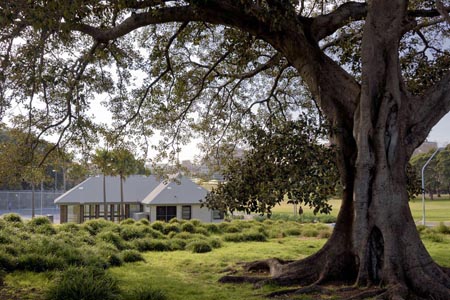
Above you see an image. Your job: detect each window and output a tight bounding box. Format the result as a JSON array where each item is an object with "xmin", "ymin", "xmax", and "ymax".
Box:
[
  {"xmin": 212, "ymin": 210, "xmax": 224, "ymax": 220},
  {"xmin": 156, "ymin": 206, "xmax": 177, "ymax": 222},
  {"xmin": 181, "ymin": 206, "xmax": 191, "ymax": 220}
]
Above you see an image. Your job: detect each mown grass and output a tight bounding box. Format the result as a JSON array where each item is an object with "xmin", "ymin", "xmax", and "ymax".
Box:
[
  {"xmin": 1, "ymin": 214, "xmax": 449, "ymax": 300},
  {"xmin": 271, "ymin": 196, "xmax": 450, "ymax": 223}
]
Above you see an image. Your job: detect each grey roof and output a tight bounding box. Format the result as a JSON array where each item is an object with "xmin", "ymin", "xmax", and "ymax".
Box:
[
  {"xmin": 54, "ymin": 175, "xmax": 160, "ymax": 205},
  {"xmin": 142, "ymin": 175, "xmax": 208, "ymax": 205},
  {"xmin": 54, "ymin": 174, "xmax": 208, "ymax": 205}
]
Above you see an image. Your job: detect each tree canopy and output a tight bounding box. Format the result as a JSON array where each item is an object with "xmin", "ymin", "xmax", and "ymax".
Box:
[{"xmin": 1, "ymin": 1, "xmax": 450, "ymax": 299}]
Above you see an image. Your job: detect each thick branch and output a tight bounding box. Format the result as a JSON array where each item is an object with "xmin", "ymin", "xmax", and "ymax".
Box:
[{"xmin": 408, "ymin": 71, "xmax": 450, "ymax": 150}]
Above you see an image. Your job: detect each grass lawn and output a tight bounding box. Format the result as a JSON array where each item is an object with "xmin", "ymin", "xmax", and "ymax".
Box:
[{"xmin": 271, "ymin": 196, "xmax": 450, "ymax": 223}]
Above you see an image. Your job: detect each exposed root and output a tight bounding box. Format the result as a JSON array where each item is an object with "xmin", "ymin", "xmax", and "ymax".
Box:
[
  {"xmin": 342, "ymin": 287, "xmax": 386, "ymax": 300},
  {"xmin": 218, "ymin": 275, "xmax": 268, "ymax": 284},
  {"xmin": 267, "ymin": 284, "xmax": 331, "ymax": 298}
]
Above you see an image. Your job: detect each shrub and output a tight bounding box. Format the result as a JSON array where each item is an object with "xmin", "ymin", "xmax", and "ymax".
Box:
[
  {"xmin": 127, "ymin": 286, "xmax": 167, "ymax": 300},
  {"xmin": 163, "ymin": 224, "xmax": 180, "ymax": 235},
  {"xmin": 120, "ymin": 225, "xmax": 146, "ymax": 240},
  {"xmin": 224, "ymin": 225, "xmax": 240, "ymax": 233},
  {"xmin": 97, "ymin": 231, "xmax": 127, "ymax": 250},
  {"xmin": 186, "ymin": 240, "xmax": 212, "ymax": 253},
  {"xmin": 0, "ymin": 251, "xmax": 16, "ymax": 271},
  {"xmin": 424, "ymin": 233, "xmax": 444, "ymax": 243},
  {"xmin": 189, "ymin": 219, "xmax": 202, "ymax": 226},
  {"xmin": 284, "ymin": 228, "xmax": 302, "ymax": 236},
  {"xmin": 57, "ymin": 222, "xmax": 80, "ymax": 234},
  {"xmin": 83, "ymin": 219, "xmax": 117, "ymax": 236},
  {"xmin": 222, "ymin": 233, "xmax": 244, "ymax": 242},
  {"xmin": 34, "ymin": 224, "xmax": 57, "ymax": 235},
  {"xmin": 138, "ymin": 218, "xmax": 150, "ymax": 226},
  {"xmin": 168, "ymin": 238, "xmax": 186, "ymax": 251},
  {"xmin": 194, "ymin": 227, "xmax": 210, "ymax": 236},
  {"xmin": 0, "ymin": 232, "xmax": 12, "ymax": 244},
  {"xmin": 180, "ymin": 222, "xmax": 196, "ymax": 233},
  {"xmin": 151, "ymin": 221, "xmax": 165, "ymax": 232},
  {"xmin": 121, "ymin": 218, "xmax": 136, "ymax": 225},
  {"xmin": 435, "ymin": 223, "xmax": 450, "ymax": 235},
  {"xmin": 318, "ymin": 229, "xmax": 332, "ymax": 239},
  {"xmin": 208, "ymin": 237, "xmax": 222, "ymax": 249},
  {"xmin": 169, "ymin": 218, "xmax": 182, "ymax": 224},
  {"xmin": 45, "ymin": 266, "xmax": 120, "ymax": 300},
  {"xmin": 17, "ymin": 253, "xmax": 65, "ymax": 272},
  {"xmin": 148, "ymin": 240, "xmax": 171, "ymax": 252},
  {"xmin": 302, "ymin": 229, "xmax": 319, "ymax": 237},
  {"xmin": 28, "ymin": 216, "xmax": 52, "ymax": 227},
  {"xmin": 2, "ymin": 213, "xmax": 22, "ymax": 223},
  {"xmin": 107, "ymin": 253, "xmax": 123, "ymax": 267},
  {"xmin": 121, "ymin": 250, "xmax": 145, "ymax": 263},
  {"xmin": 204, "ymin": 223, "xmax": 220, "ymax": 234},
  {"xmin": 242, "ymin": 231, "xmax": 267, "ymax": 242}
]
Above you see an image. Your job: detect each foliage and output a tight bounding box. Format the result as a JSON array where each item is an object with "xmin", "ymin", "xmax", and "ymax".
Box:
[
  {"xmin": 410, "ymin": 146, "xmax": 450, "ymax": 196},
  {"xmin": 125, "ymin": 286, "xmax": 167, "ymax": 300},
  {"xmin": 204, "ymin": 119, "xmax": 338, "ymax": 216},
  {"xmin": 45, "ymin": 266, "xmax": 121, "ymax": 300}
]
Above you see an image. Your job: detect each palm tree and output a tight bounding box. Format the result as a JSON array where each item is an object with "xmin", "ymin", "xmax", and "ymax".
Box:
[
  {"xmin": 109, "ymin": 148, "xmax": 138, "ymax": 221},
  {"xmin": 92, "ymin": 149, "xmax": 113, "ymax": 220}
]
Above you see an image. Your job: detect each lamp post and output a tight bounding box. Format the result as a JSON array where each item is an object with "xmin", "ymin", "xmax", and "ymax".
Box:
[
  {"xmin": 52, "ymin": 169, "xmax": 57, "ymax": 193},
  {"xmin": 421, "ymin": 147, "xmax": 441, "ymax": 226}
]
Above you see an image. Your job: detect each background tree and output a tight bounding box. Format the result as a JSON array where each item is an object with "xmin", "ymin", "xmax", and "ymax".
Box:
[
  {"xmin": 204, "ymin": 118, "xmax": 338, "ymax": 216},
  {"xmin": 109, "ymin": 147, "xmax": 140, "ymax": 221},
  {"xmin": 1, "ymin": 1, "xmax": 450, "ymax": 298},
  {"xmin": 92, "ymin": 148, "xmax": 114, "ymax": 220}
]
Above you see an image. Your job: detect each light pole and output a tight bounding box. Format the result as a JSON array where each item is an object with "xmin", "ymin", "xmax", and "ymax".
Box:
[
  {"xmin": 52, "ymin": 169, "xmax": 57, "ymax": 193},
  {"xmin": 421, "ymin": 147, "xmax": 441, "ymax": 226}
]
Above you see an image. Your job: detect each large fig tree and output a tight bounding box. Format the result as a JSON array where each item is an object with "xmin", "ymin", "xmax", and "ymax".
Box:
[{"xmin": 1, "ymin": 0, "xmax": 450, "ymax": 299}]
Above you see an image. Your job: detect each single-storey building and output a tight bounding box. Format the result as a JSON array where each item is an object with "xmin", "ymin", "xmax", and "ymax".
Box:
[{"xmin": 54, "ymin": 174, "xmax": 224, "ymax": 223}]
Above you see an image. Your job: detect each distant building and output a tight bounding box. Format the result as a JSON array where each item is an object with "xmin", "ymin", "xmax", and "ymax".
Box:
[
  {"xmin": 54, "ymin": 174, "xmax": 223, "ymax": 224},
  {"xmin": 413, "ymin": 141, "xmax": 438, "ymax": 156}
]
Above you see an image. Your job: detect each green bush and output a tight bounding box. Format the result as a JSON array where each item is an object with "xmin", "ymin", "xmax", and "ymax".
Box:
[
  {"xmin": 180, "ymin": 222, "xmax": 196, "ymax": 233},
  {"xmin": 121, "ymin": 250, "xmax": 145, "ymax": 262},
  {"xmin": 140, "ymin": 226, "xmax": 165, "ymax": 239},
  {"xmin": 126, "ymin": 286, "xmax": 167, "ymax": 300},
  {"xmin": 222, "ymin": 233, "xmax": 244, "ymax": 242},
  {"xmin": 2, "ymin": 213, "xmax": 23, "ymax": 223},
  {"xmin": 0, "ymin": 251, "xmax": 17, "ymax": 271},
  {"xmin": 318, "ymin": 229, "xmax": 332, "ymax": 239},
  {"xmin": 242, "ymin": 231, "xmax": 267, "ymax": 242},
  {"xmin": 194, "ymin": 227, "xmax": 210, "ymax": 236},
  {"xmin": 302, "ymin": 229, "xmax": 319, "ymax": 237},
  {"xmin": 148, "ymin": 240, "xmax": 171, "ymax": 251},
  {"xmin": 45, "ymin": 266, "xmax": 120, "ymax": 300},
  {"xmin": 57, "ymin": 222, "xmax": 80, "ymax": 233},
  {"xmin": 189, "ymin": 219, "xmax": 202, "ymax": 226},
  {"xmin": 107, "ymin": 253, "xmax": 123, "ymax": 267},
  {"xmin": 34, "ymin": 224, "xmax": 57, "ymax": 235},
  {"xmin": 424, "ymin": 233, "xmax": 444, "ymax": 243},
  {"xmin": 151, "ymin": 221, "xmax": 165, "ymax": 232},
  {"xmin": 0, "ymin": 231, "xmax": 13, "ymax": 244},
  {"xmin": 97, "ymin": 231, "xmax": 127, "ymax": 250},
  {"xmin": 284, "ymin": 228, "xmax": 302, "ymax": 236},
  {"xmin": 186, "ymin": 240, "xmax": 212, "ymax": 253},
  {"xmin": 168, "ymin": 238, "xmax": 186, "ymax": 250},
  {"xmin": 121, "ymin": 218, "xmax": 136, "ymax": 225},
  {"xmin": 224, "ymin": 225, "xmax": 240, "ymax": 233},
  {"xmin": 208, "ymin": 237, "xmax": 222, "ymax": 248},
  {"xmin": 203, "ymin": 223, "xmax": 220, "ymax": 234},
  {"xmin": 17, "ymin": 253, "xmax": 65, "ymax": 272},
  {"xmin": 163, "ymin": 224, "xmax": 180, "ymax": 235},
  {"xmin": 28, "ymin": 216, "xmax": 52, "ymax": 227},
  {"xmin": 120, "ymin": 225, "xmax": 146, "ymax": 240},
  {"xmin": 138, "ymin": 218, "xmax": 150, "ymax": 226},
  {"xmin": 435, "ymin": 223, "xmax": 450, "ymax": 235},
  {"xmin": 83, "ymin": 219, "xmax": 117, "ymax": 236}
]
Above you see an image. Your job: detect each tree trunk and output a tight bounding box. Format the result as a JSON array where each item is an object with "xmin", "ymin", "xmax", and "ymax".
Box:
[
  {"xmin": 103, "ymin": 174, "xmax": 108, "ymax": 220},
  {"xmin": 31, "ymin": 182, "xmax": 35, "ymax": 219},
  {"xmin": 222, "ymin": 1, "xmax": 450, "ymax": 299}
]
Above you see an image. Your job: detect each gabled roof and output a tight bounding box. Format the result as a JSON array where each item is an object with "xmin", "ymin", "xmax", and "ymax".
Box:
[
  {"xmin": 54, "ymin": 175, "xmax": 160, "ymax": 205},
  {"xmin": 54, "ymin": 174, "xmax": 208, "ymax": 205},
  {"xmin": 142, "ymin": 175, "xmax": 208, "ymax": 205}
]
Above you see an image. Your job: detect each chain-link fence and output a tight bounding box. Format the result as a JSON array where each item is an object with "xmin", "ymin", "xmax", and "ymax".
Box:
[{"xmin": 0, "ymin": 190, "xmax": 63, "ymax": 219}]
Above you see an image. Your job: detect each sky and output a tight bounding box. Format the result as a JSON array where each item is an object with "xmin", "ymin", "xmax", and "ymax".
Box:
[{"xmin": 427, "ymin": 112, "xmax": 450, "ymax": 147}]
